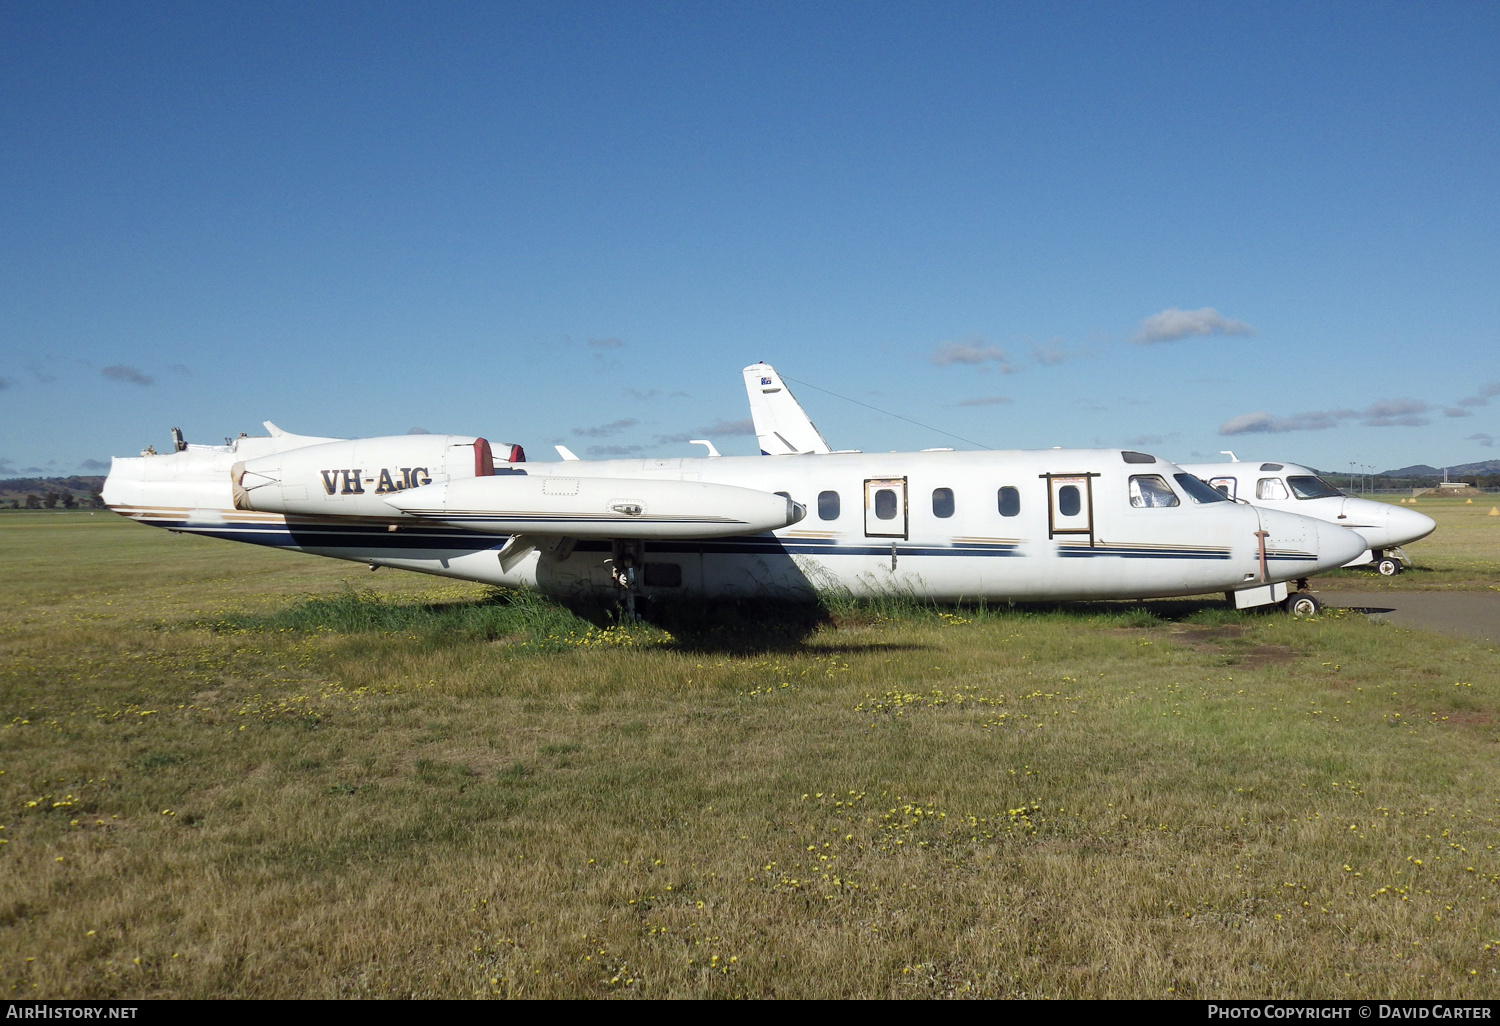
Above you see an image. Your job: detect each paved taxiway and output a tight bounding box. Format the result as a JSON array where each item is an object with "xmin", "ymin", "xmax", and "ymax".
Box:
[{"xmin": 1327, "ymin": 591, "xmax": 1500, "ymax": 645}]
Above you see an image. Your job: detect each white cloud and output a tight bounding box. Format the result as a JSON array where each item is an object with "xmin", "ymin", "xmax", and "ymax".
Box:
[
  {"xmin": 1219, "ymin": 398, "xmax": 1431, "ymax": 435},
  {"xmin": 695, "ymin": 418, "xmax": 754, "ymax": 437},
  {"xmin": 1132, "ymin": 307, "xmax": 1254, "ymax": 344},
  {"xmin": 930, "ymin": 339, "xmax": 1013, "ymax": 371},
  {"xmin": 1456, "ymin": 382, "xmax": 1500, "ymax": 407},
  {"xmin": 102, "ymin": 365, "xmax": 153, "ymax": 385},
  {"xmin": 1028, "ymin": 337, "xmax": 1072, "ymax": 365},
  {"xmin": 657, "ymin": 418, "xmax": 756, "ymax": 444},
  {"xmin": 1362, "ymin": 399, "xmax": 1430, "ymax": 427},
  {"xmin": 573, "ymin": 418, "xmax": 639, "ymax": 438}
]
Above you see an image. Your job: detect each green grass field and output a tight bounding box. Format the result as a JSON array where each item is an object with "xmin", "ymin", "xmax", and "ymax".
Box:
[{"xmin": 2, "ymin": 509, "xmax": 1498, "ymax": 999}]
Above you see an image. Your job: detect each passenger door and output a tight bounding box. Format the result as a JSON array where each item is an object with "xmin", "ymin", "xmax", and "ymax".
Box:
[
  {"xmin": 863, "ymin": 478, "xmax": 908, "ymax": 539},
  {"xmin": 1043, "ymin": 473, "xmax": 1097, "ymax": 546}
]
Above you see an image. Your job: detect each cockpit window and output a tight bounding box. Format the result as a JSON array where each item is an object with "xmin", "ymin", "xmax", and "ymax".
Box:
[
  {"xmin": 1128, "ymin": 475, "xmax": 1180, "ymax": 508},
  {"xmin": 1256, "ymin": 478, "xmax": 1289, "ymax": 500},
  {"xmin": 1287, "ymin": 475, "xmax": 1343, "ymax": 499},
  {"xmin": 1174, "ymin": 473, "xmax": 1231, "ymax": 503}
]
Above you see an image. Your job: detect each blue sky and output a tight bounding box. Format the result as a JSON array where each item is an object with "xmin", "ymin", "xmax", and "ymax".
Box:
[{"xmin": 2, "ymin": 1, "xmax": 1497, "ymax": 477}]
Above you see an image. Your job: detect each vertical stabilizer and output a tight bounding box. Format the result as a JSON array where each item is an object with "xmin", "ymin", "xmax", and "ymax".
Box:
[{"xmin": 742, "ymin": 363, "xmax": 832, "ymax": 455}]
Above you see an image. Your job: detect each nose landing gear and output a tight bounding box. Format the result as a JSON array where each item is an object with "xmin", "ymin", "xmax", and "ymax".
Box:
[{"xmin": 1283, "ymin": 592, "xmax": 1321, "ymax": 617}]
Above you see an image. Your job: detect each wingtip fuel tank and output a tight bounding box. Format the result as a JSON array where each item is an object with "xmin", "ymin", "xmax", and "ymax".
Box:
[{"xmin": 384, "ymin": 474, "xmax": 807, "ymax": 539}]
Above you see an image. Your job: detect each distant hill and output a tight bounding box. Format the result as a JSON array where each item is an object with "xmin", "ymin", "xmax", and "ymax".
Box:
[
  {"xmin": 1379, "ymin": 460, "xmax": 1500, "ymax": 478},
  {"xmin": 1380, "ymin": 465, "xmax": 1441, "ymax": 478},
  {"xmin": 0, "ymin": 475, "xmax": 107, "ymax": 508}
]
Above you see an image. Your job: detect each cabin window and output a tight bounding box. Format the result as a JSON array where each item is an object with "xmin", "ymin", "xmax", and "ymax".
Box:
[
  {"xmin": 1057, "ymin": 485, "xmax": 1081, "ymax": 517},
  {"xmin": 643, "ymin": 563, "xmax": 683, "ymax": 588},
  {"xmin": 932, "ymin": 488, "xmax": 955, "ymax": 518},
  {"xmin": 1174, "ymin": 473, "xmax": 1231, "ymax": 503},
  {"xmin": 874, "ymin": 488, "xmax": 898, "ymax": 520},
  {"xmin": 1210, "ymin": 476, "xmax": 1236, "ymax": 498},
  {"xmin": 1259, "ymin": 463, "xmax": 1284, "ymax": 472},
  {"xmin": 1128, "ymin": 475, "xmax": 1180, "ymax": 508},
  {"xmin": 1287, "ymin": 476, "xmax": 1343, "ymax": 499},
  {"xmin": 1121, "ymin": 451, "xmax": 1156, "ymax": 464},
  {"xmin": 818, "ymin": 490, "xmax": 840, "ymax": 520},
  {"xmin": 1256, "ymin": 477, "xmax": 1289, "ymax": 500},
  {"xmin": 997, "ymin": 486, "xmax": 1020, "ymax": 517}
]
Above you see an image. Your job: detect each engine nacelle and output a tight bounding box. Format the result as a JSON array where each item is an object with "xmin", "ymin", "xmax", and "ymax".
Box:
[{"xmin": 232, "ymin": 435, "xmax": 513, "ymax": 517}]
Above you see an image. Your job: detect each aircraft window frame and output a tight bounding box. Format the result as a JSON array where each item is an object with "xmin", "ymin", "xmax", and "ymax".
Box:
[
  {"xmin": 817, "ymin": 490, "xmax": 840, "ymax": 521},
  {"xmin": 1174, "ymin": 473, "xmax": 1232, "ymax": 503},
  {"xmin": 873, "ymin": 488, "xmax": 899, "ymax": 520},
  {"xmin": 1128, "ymin": 474, "xmax": 1181, "ymax": 508},
  {"xmin": 997, "ymin": 486, "xmax": 1020, "ymax": 518},
  {"xmin": 1057, "ymin": 484, "xmax": 1082, "ymax": 517},
  {"xmin": 1209, "ymin": 476, "xmax": 1236, "ymax": 499},
  {"xmin": 1256, "ymin": 477, "xmax": 1290, "ymax": 501},
  {"xmin": 932, "ymin": 487, "xmax": 955, "ymax": 519},
  {"xmin": 1287, "ymin": 476, "xmax": 1344, "ymax": 500}
]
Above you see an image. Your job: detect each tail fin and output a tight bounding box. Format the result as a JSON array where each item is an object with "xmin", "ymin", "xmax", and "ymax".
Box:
[{"xmin": 742, "ymin": 363, "xmax": 831, "ymax": 455}]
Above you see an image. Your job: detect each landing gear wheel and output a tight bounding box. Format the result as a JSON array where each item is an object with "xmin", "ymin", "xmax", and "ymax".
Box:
[
  {"xmin": 1375, "ymin": 556, "xmax": 1402, "ymax": 576},
  {"xmin": 1284, "ymin": 593, "xmax": 1321, "ymax": 617}
]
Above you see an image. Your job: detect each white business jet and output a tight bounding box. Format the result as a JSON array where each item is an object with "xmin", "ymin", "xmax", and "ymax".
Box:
[
  {"xmin": 1176, "ymin": 454, "xmax": 1436, "ymax": 576},
  {"xmin": 103, "ymin": 377, "xmax": 1365, "ymax": 614}
]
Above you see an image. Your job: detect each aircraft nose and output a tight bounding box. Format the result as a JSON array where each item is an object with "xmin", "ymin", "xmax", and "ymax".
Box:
[
  {"xmin": 1386, "ymin": 503, "xmax": 1437, "ymax": 546},
  {"xmin": 1314, "ymin": 519, "xmax": 1368, "ymax": 572}
]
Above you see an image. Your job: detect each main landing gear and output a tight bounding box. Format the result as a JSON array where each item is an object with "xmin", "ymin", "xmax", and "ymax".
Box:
[{"xmin": 608, "ymin": 539, "xmax": 643, "ymax": 621}]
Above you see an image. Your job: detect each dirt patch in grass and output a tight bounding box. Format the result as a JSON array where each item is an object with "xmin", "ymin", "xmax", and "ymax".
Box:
[{"xmin": 1161, "ymin": 624, "xmax": 1298, "ymax": 667}]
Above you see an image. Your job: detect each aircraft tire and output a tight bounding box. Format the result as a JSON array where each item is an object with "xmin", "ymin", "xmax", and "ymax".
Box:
[
  {"xmin": 1375, "ymin": 556, "xmax": 1402, "ymax": 576},
  {"xmin": 1284, "ymin": 593, "xmax": 1321, "ymax": 618}
]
